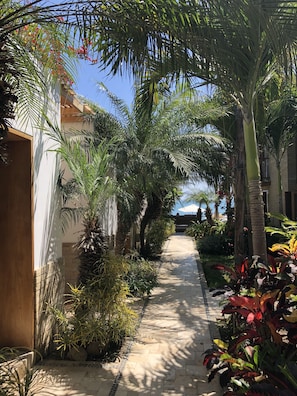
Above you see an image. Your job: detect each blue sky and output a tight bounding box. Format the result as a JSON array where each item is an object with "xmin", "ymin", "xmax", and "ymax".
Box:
[
  {"xmin": 73, "ymin": 60, "xmax": 214, "ymax": 212},
  {"xmin": 73, "ymin": 60, "xmax": 134, "ymax": 113}
]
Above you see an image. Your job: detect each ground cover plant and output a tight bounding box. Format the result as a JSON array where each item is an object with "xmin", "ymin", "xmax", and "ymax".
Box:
[
  {"xmin": 203, "ymin": 215, "xmax": 297, "ymax": 395},
  {"xmin": 199, "ymin": 253, "xmax": 234, "ymax": 290}
]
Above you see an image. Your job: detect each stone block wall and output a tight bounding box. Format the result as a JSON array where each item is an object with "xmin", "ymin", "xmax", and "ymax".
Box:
[{"xmin": 34, "ymin": 259, "xmax": 64, "ymax": 356}]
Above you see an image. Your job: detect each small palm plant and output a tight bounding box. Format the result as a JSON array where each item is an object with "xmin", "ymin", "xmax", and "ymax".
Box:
[
  {"xmin": 49, "ymin": 127, "xmax": 138, "ymax": 359},
  {"xmin": 50, "ymin": 126, "xmax": 117, "ymax": 285}
]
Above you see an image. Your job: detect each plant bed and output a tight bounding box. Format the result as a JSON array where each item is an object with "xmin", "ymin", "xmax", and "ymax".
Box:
[
  {"xmin": 199, "ymin": 253, "xmax": 234, "ymax": 290},
  {"xmin": 202, "ymin": 221, "xmax": 297, "ymax": 395}
]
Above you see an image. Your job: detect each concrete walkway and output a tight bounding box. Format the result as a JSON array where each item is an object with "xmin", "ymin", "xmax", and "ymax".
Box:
[{"xmin": 36, "ymin": 234, "xmax": 222, "ymax": 395}]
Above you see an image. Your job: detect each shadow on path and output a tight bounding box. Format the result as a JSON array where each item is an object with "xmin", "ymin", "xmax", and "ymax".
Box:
[{"xmin": 35, "ymin": 234, "xmax": 222, "ymax": 396}]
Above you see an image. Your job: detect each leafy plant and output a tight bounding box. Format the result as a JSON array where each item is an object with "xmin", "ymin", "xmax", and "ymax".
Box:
[
  {"xmin": 197, "ymin": 234, "xmax": 233, "ymax": 255},
  {"xmin": 200, "ymin": 254, "xmax": 234, "ymax": 289},
  {"xmin": 145, "ymin": 218, "xmax": 175, "ymax": 258},
  {"xmin": 187, "ymin": 220, "xmax": 234, "ymax": 255},
  {"xmin": 124, "ymin": 254, "xmax": 159, "ymax": 297},
  {"xmin": 203, "ymin": 217, "xmax": 297, "ymax": 394},
  {"xmin": 186, "ymin": 221, "xmax": 212, "ymax": 239},
  {"xmin": 50, "ymin": 254, "xmax": 138, "ymax": 360}
]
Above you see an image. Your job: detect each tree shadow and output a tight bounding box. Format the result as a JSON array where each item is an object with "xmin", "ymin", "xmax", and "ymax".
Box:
[{"xmin": 34, "ymin": 234, "xmax": 222, "ymax": 395}]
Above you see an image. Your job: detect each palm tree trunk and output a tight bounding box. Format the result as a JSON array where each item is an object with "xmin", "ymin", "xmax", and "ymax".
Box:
[
  {"xmin": 76, "ymin": 219, "xmax": 108, "ymax": 285},
  {"xmin": 115, "ymin": 219, "xmax": 130, "ymax": 255},
  {"xmin": 242, "ymin": 106, "xmax": 267, "ymax": 262},
  {"xmin": 233, "ymin": 107, "xmax": 248, "ymax": 261},
  {"xmin": 276, "ymin": 160, "xmax": 283, "ymax": 214},
  {"xmin": 140, "ymin": 193, "xmax": 162, "ymax": 256}
]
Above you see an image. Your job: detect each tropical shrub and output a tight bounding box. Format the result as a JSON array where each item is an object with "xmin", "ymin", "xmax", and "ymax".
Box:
[
  {"xmin": 199, "ymin": 254, "xmax": 234, "ymax": 290},
  {"xmin": 124, "ymin": 254, "xmax": 159, "ymax": 297},
  {"xmin": 50, "ymin": 254, "xmax": 137, "ymax": 360},
  {"xmin": 145, "ymin": 218, "xmax": 175, "ymax": 258},
  {"xmin": 187, "ymin": 220, "xmax": 234, "ymax": 255},
  {"xmin": 186, "ymin": 220, "xmax": 212, "ymax": 239},
  {"xmin": 203, "ymin": 221, "xmax": 297, "ymax": 395},
  {"xmin": 197, "ymin": 234, "xmax": 233, "ymax": 255}
]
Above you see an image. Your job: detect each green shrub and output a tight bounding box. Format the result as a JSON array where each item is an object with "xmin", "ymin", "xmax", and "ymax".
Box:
[
  {"xmin": 187, "ymin": 219, "xmax": 234, "ymax": 255},
  {"xmin": 199, "ymin": 254, "xmax": 233, "ymax": 289},
  {"xmin": 203, "ymin": 217, "xmax": 297, "ymax": 394},
  {"xmin": 197, "ymin": 233, "xmax": 233, "ymax": 255},
  {"xmin": 124, "ymin": 256, "xmax": 158, "ymax": 297},
  {"xmin": 145, "ymin": 218, "xmax": 175, "ymax": 257},
  {"xmin": 186, "ymin": 221, "xmax": 212, "ymax": 239},
  {"xmin": 50, "ymin": 254, "xmax": 137, "ymax": 360}
]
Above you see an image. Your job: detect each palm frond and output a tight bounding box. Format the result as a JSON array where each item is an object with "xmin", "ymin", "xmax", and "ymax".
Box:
[
  {"xmin": 98, "ymin": 82, "xmax": 132, "ymax": 126},
  {"xmin": 60, "ymin": 206, "xmax": 83, "ymax": 234}
]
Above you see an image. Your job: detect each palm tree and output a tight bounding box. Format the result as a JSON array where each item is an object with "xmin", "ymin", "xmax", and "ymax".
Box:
[
  {"xmin": 93, "ymin": 83, "xmax": 223, "ymax": 256},
  {"xmin": 186, "ymin": 190, "xmax": 218, "ymax": 225},
  {"xmin": 94, "ymin": 84, "xmax": 193, "ymax": 255},
  {"xmin": 0, "ymin": 34, "xmax": 18, "ymax": 138},
  {"xmin": 50, "ymin": 126, "xmax": 117, "ymax": 285},
  {"xmin": 197, "ymin": 93, "xmax": 248, "ymax": 259},
  {"xmin": 83, "ymin": 0, "xmax": 297, "ymax": 262}
]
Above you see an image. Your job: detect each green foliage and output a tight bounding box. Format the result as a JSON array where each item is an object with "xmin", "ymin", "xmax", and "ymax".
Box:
[
  {"xmin": 50, "ymin": 254, "xmax": 137, "ymax": 360},
  {"xmin": 50, "ymin": 126, "xmax": 118, "ymax": 285},
  {"xmin": 187, "ymin": 220, "xmax": 234, "ymax": 255},
  {"xmin": 145, "ymin": 218, "xmax": 175, "ymax": 257},
  {"xmin": 204, "ymin": 217, "xmax": 297, "ymax": 394},
  {"xmin": 50, "ymin": 127, "xmax": 117, "ymax": 229},
  {"xmin": 266, "ymin": 212, "xmax": 297, "ymax": 240},
  {"xmin": 124, "ymin": 254, "xmax": 158, "ymax": 297},
  {"xmin": 199, "ymin": 254, "xmax": 233, "ymax": 289},
  {"xmin": 197, "ymin": 234, "xmax": 229, "ymax": 255},
  {"xmin": 186, "ymin": 221, "xmax": 212, "ymax": 239}
]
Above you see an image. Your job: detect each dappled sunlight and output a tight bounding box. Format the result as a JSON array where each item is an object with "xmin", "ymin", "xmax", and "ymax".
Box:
[
  {"xmin": 34, "ymin": 234, "xmax": 221, "ymax": 395},
  {"xmin": 116, "ymin": 234, "xmax": 221, "ymax": 395},
  {"xmin": 35, "ymin": 362, "xmax": 119, "ymax": 396}
]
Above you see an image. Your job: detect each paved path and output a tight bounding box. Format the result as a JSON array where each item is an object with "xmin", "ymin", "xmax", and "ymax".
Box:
[{"xmin": 36, "ymin": 234, "xmax": 222, "ymax": 395}]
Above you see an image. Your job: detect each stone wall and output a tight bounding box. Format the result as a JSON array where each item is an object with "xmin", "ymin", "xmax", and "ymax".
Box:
[{"xmin": 34, "ymin": 259, "xmax": 64, "ymax": 356}]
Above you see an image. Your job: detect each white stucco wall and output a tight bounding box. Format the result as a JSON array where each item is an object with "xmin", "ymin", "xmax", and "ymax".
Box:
[{"xmin": 12, "ymin": 81, "xmax": 62, "ymax": 270}]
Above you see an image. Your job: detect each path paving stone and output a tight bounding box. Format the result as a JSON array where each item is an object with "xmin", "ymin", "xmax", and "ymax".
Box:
[{"xmin": 35, "ymin": 234, "xmax": 223, "ymax": 395}]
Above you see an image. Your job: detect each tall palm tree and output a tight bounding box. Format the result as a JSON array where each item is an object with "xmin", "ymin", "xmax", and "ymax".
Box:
[
  {"xmin": 197, "ymin": 93, "xmax": 248, "ymax": 259},
  {"xmin": 83, "ymin": 0, "xmax": 297, "ymax": 262}
]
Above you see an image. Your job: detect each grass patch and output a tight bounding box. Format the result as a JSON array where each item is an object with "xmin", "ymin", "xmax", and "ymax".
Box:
[{"xmin": 199, "ymin": 253, "xmax": 234, "ymax": 289}]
